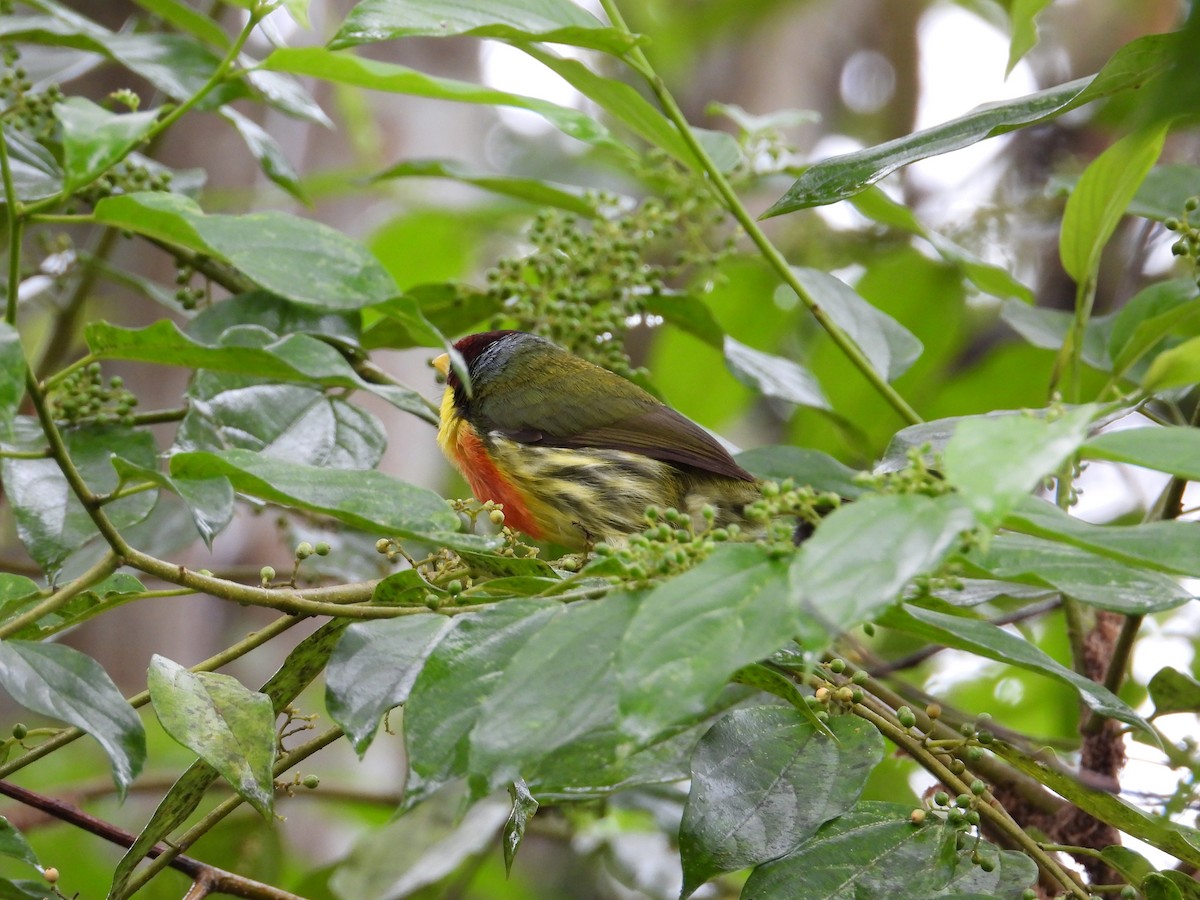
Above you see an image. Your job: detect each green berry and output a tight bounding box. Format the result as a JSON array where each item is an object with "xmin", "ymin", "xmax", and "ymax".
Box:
[
  {"xmin": 296, "ymin": 541, "xmax": 314, "ymax": 559},
  {"xmin": 828, "ymin": 658, "xmax": 846, "ymax": 674},
  {"xmin": 315, "ymin": 542, "xmax": 331, "ymax": 556},
  {"xmin": 301, "ymin": 774, "xmax": 319, "ymax": 789},
  {"xmin": 851, "ymin": 670, "xmax": 869, "ymax": 685},
  {"xmin": 260, "ymin": 566, "xmax": 275, "ymax": 584},
  {"xmin": 955, "ymin": 793, "xmax": 972, "ymax": 808},
  {"xmin": 970, "ymin": 779, "xmax": 986, "ymax": 795},
  {"xmin": 933, "ymin": 791, "xmax": 949, "ymax": 807},
  {"xmin": 897, "ymin": 706, "xmax": 916, "ymax": 728},
  {"xmin": 12, "ymin": 723, "xmax": 27, "ymax": 740}
]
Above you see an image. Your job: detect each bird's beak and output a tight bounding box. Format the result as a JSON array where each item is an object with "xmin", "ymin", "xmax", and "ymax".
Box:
[{"xmin": 432, "ymin": 353, "xmax": 450, "ymax": 377}]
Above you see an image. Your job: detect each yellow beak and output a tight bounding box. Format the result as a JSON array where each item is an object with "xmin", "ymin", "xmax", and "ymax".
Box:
[{"xmin": 432, "ymin": 352, "xmax": 450, "ymax": 377}]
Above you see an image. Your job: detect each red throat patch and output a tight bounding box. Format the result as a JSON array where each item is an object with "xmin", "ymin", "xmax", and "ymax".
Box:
[{"xmin": 452, "ymin": 424, "xmax": 544, "ymax": 539}]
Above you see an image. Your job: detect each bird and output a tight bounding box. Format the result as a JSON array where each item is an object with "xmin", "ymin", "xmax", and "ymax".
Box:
[{"xmin": 432, "ymin": 330, "xmax": 761, "ymax": 549}]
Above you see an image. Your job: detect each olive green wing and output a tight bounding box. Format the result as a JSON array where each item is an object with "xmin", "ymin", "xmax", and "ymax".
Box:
[{"xmin": 474, "ymin": 358, "xmax": 753, "ymax": 482}]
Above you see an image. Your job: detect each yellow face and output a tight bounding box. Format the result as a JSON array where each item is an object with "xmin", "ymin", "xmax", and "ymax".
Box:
[{"xmin": 431, "ymin": 352, "xmax": 461, "ymax": 458}]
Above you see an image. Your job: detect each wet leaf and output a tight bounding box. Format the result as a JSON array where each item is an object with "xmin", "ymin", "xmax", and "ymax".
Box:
[
  {"xmin": 679, "ymin": 709, "xmax": 884, "ymax": 897},
  {"xmin": 0, "ymin": 641, "xmax": 144, "ymax": 798},
  {"xmin": 148, "ymin": 656, "xmax": 276, "ymax": 817}
]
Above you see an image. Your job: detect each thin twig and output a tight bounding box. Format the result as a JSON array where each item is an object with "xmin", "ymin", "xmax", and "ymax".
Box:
[
  {"xmin": 0, "ymin": 780, "xmax": 306, "ymax": 900},
  {"xmin": 119, "ymin": 727, "xmax": 344, "ymax": 897},
  {"xmin": 597, "ymin": 0, "xmax": 922, "ymax": 427}
]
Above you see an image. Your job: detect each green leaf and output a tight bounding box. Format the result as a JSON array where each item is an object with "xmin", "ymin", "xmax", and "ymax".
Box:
[
  {"xmin": 617, "ymin": 544, "xmax": 794, "ymax": 745},
  {"xmin": 325, "ymin": 615, "xmax": 455, "ymax": 755},
  {"xmin": 4, "ymin": 572, "xmax": 147, "ymax": 641},
  {"xmin": 963, "ymin": 532, "xmax": 1192, "ymax": 614},
  {"xmin": 1100, "ymin": 845, "xmax": 1157, "ymax": 885},
  {"xmin": 0, "ymin": 641, "xmax": 145, "ymax": 798},
  {"xmin": 1107, "ymin": 279, "xmax": 1200, "ymax": 379},
  {"xmin": 328, "ymin": 786, "xmax": 510, "ymax": 900},
  {"xmin": 0, "ymin": 819, "xmax": 39, "ymax": 870},
  {"xmin": 644, "ymin": 293, "xmax": 725, "ymax": 349},
  {"xmin": 517, "ymin": 44, "xmax": 740, "ymax": 172},
  {"xmin": 1143, "ymin": 335, "xmax": 1200, "ymax": 392},
  {"xmin": 881, "ymin": 603, "xmax": 1151, "ymax": 733},
  {"xmin": 1148, "ymin": 667, "xmax": 1200, "ymax": 715},
  {"xmin": 1005, "ymin": 495, "xmax": 1200, "ymax": 578},
  {"xmin": 942, "ymin": 405, "xmax": 1096, "ymax": 529},
  {"xmin": 110, "ymin": 456, "xmax": 233, "ymax": 549},
  {"xmin": 724, "ymin": 337, "xmax": 829, "ymax": 410},
  {"xmin": 791, "ymin": 494, "xmax": 973, "ymax": 636},
  {"xmin": 679, "ymin": 710, "xmax": 884, "ymax": 897},
  {"xmin": 177, "ymin": 384, "xmax": 386, "ymax": 470},
  {"xmin": 359, "ymin": 295, "xmax": 448, "ymax": 350},
  {"xmin": 93, "ymin": 192, "xmax": 396, "ymax": 311},
  {"xmin": 0, "ymin": 323, "xmax": 23, "ymax": 436},
  {"xmin": 1000, "ymin": 298, "xmax": 1111, "ymax": 370},
  {"xmin": 330, "ymin": 0, "xmax": 638, "ymax": 54},
  {"xmin": 1, "ymin": 128, "xmax": 63, "ymax": 203},
  {"xmin": 169, "ymin": 449, "xmax": 459, "ymax": 538},
  {"xmin": 939, "ymin": 844, "xmax": 1040, "ymax": 897},
  {"xmin": 1059, "ymin": 123, "xmax": 1167, "ymax": 283},
  {"xmin": 128, "ymin": 0, "xmax": 230, "ymax": 48},
  {"xmin": 262, "ymin": 47, "xmax": 617, "ymax": 149},
  {"xmin": 1, "ymin": 427, "xmax": 157, "ymax": 577},
  {"xmin": 0, "ymin": 575, "xmax": 39, "ymax": 610},
  {"xmin": 741, "ymin": 802, "xmax": 958, "ymax": 899},
  {"xmin": 218, "ymin": 107, "xmax": 308, "ymax": 203},
  {"xmin": 0, "ymin": 878, "xmax": 55, "ymax": 899},
  {"xmin": 364, "ymin": 283, "xmax": 499, "ymax": 347},
  {"xmin": 403, "ymin": 600, "xmax": 561, "ymax": 808},
  {"xmin": 1084, "ymin": 425, "xmax": 1200, "ymax": 481},
  {"xmin": 187, "ymin": 291, "xmax": 360, "ymax": 346},
  {"xmin": 1006, "ymin": 0, "xmax": 1053, "ymax": 74},
  {"xmin": 1159, "ymin": 870, "xmax": 1200, "ymax": 900},
  {"xmin": 372, "ymin": 158, "xmax": 598, "ymax": 216},
  {"xmin": 86, "ymin": 319, "xmax": 435, "ymax": 424},
  {"xmin": 1143, "ymin": 873, "xmax": 1186, "ymax": 900},
  {"xmin": 54, "ymin": 97, "xmax": 158, "ymax": 192},
  {"xmin": 503, "ymin": 779, "xmax": 538, "ymax": 876},
  {"xmin": 468, "ymin": 593, "xmax": 637, "ymax": 795},
  {"xmin": 110, "ymin": 619, "xmax": 347, "ymax": 899},
  {"xmin": 1128, "ymin": 164, "xmax": 1200, "ymax": 221},
  {"xmin": 372, "ymin": 570, "xmax": 444, "ymax": 606},
  {"xmin": 762, "ymin": 32, "xmax": 1178, "ymax": 214},
  {"xmin": 992, "ymin": 740, "xmax": 1200, "ymax": 868},
  {"xmin": 148, "ymin": 655, "xmax": 276, "ymax": 817},
  {"xmin": 851, "ymin": 187, "xmax": 1033, "ymax": 302},
  {"xmin": 787, "ymin": 268, "xmax": 923, "ymax": 381},
  {"xmin": 735, "ymin": 445, "xmax": 866, "ymax": 498}
]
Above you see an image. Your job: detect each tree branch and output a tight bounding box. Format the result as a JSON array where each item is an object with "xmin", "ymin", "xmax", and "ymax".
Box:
[{"xmin": 0, "ymin": 780, "xmax": 306, "ymax": 900}]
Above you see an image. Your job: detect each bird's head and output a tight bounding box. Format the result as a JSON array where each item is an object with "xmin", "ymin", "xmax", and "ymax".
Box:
[{"xmin": 433, "ymin": 330, "xmax": 555, "ymax": 410}]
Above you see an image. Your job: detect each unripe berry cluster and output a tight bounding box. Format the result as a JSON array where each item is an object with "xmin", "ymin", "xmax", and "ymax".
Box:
[
  {"xmin": 0, "ymin": 53, "xmax": 64, "ymax": 141},
  {"xmin": 1164, "ymin": 196, "xmax": 1200, "ymax": 287},
  {"xmin": 743, "ymin": 478, "xmax": 840, "ymax": 545},
  {"xmin": 589, "ymin": 504, "xmax": 721, "ymax": 586},
  {"xmin": 855, "ymin": 445, "xmax": 952, "ymax": 497},
  {"xmin": 77, "ymin": 159, "xmax": 173, "ymax": 209},
  {"xmin": 48, "ymin": 362, "xmax": 138, "ymax": 426},
  {"xmin": 485, "ymin": 152, "xmax": 733, "ymax": 379}
]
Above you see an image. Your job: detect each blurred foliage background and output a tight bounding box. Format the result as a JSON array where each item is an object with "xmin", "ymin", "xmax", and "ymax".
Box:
[{"xmin": 1, "ymin": 0, "xmax": 1199, "ymax": 898}]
